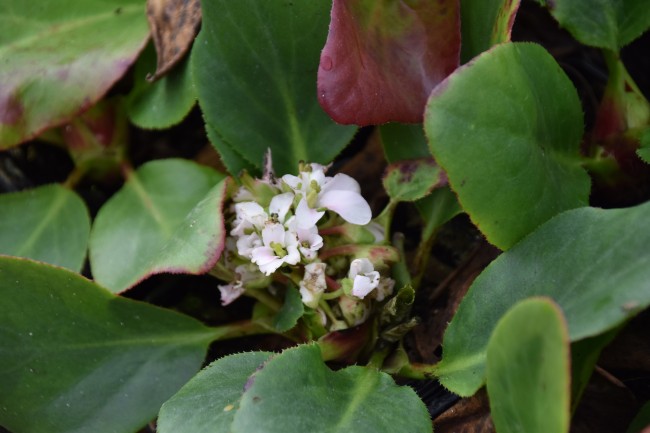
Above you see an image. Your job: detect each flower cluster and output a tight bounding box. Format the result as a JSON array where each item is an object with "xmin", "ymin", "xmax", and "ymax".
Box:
[{"xmin": 217, "ymin": 162, "xmax": 396, "ymax": 330}]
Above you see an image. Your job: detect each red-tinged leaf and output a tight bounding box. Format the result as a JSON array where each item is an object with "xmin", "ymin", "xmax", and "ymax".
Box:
[
  {"xmin": 0, "ymin": 1, "xmax": 150, "ymax": 148},
  {"xmin": 318, "ymin": 0, "xmax": 461, "ymax": 125}
]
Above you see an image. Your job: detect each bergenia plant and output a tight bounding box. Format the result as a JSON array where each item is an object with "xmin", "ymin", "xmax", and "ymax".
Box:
[{"xmin": 1, "ymin": 0, "xmax": 650, "ymax": 432}]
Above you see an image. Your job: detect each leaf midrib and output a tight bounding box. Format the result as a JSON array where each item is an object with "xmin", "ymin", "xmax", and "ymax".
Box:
[{"xmin": 0, "ymin": 4, "xmax": 143, "ymax": 56}]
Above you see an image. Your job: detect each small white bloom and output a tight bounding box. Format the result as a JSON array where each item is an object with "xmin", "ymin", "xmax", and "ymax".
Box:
[
  {"xmin": 286, "ymin": 214, "xmax": 324, "ymax": 260},
  {"xmin": 268, "ymin": 192, "xmax": 294, "ymax": 223},
  {"xmin": 295, "ymin": 198, "xmax": 325, "ymax": 229},
  {"xmin": 282, "ymin": 164, "xmax": 371, "ymax": 226},
  {"xmin": 231, "ymin": 202, "xmax": 268, "ymax": 236},
  {"xmin": 299, "ymin": 262, "xmax": 327, "ymax": 308},
  {"xmin": 349, "ymin": 258, "xmax": 380, "ymax": 299},
  {"xmin": 235, "ymin": 232, "xmax": 262, "ymax": 259},
  {"xmin": 251, "ymin": 222, "xmax": 300, "ymax": 275},
  {"xmin": 217, "ymin": 264, "xmax": 261, "ymax": 306},
  {"xmin": 218, "ymin": 281, "xmax": 245, "ymax": 306}
]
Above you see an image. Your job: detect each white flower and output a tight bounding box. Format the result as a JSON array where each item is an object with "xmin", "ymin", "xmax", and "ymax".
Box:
[
  {"xmin": 235, "ymin": 232, "xmax": 262, "ymax": 259},
  {"xmin": 251, "ymin": 222, "xmax": 300, "ymax": 275},
  {"xmin": 299, "ymin": 262, "xmax": 327, "ymax": 308},
  {"xmin": 217, "ymin": 264, "xmax": 261, "ymax": 306},
  {"xmin": 349, "ymin": 258, "xmax": 380, "ymax": 299},
  {"xmin": 231, "ymin": 202, "xmax": 267, "ymax": 236},
  {"xmin": 282, "ymin": 164, "xmax": 372, "ymax": 226},
  {"xmin": 286, "ymin": 214, "xmax": 324, "ymax": 260},
  {"xmin": 218, "ymin": 281, "xmax": 245, "ymax": 306}
]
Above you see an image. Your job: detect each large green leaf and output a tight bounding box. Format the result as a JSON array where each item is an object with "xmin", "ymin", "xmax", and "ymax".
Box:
[
  {"xmin": 157, "ymin": 351, "xmax": 272, "ymax": 433},
  {"xmin": 0, "ymin": 256, "xmax": 215, "ymax": 433},
  {"xmin": 486, "ymin": 298, "xmax": 570, "ymax": 433},
  {"xmin": 232, "ymin": 344, "xmax": 432, "ymax": 432},
  {"xmin": 0, "ymin": 184, "xmax": 90, "ymax": 271},
  {"xmin": 192, "ymin": 0, "xmax": 357, "ymax": 175},
  {"xmin": 126, "ymin": 43, "xmax": 197, "ymax": 129},
  {"xmin": 0, "ymin": 0, "xmax": 149, "ymax": 148},
  {"xmin": 89, "ymin": 159, "xmax": 227, "ymax": 293},
  {"xmin": 537, "ymin": 0, "xmax": 650, "ymax": 51},
  {"xmin": 436, "ymin": 201, "xmax": 650, "ymax": 396},
  {"xmin": 425, "ymin": 42, "xmax": 590, "ymax": 250},
  {"xmin": 460, "ymin": 0, "xmax": 521, "ymax": 63}
]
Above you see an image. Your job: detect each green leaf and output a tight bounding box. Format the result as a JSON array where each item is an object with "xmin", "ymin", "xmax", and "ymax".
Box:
[
  {"xmin": 436, "ymin": 200, "xmax": 650, "ymax": 396},
  {"xmin": 379, "ymin": 123, "xmax": 461, "ymax": 236},
  {"xmin": 0, "ymin": 184, "xmax": 90, "ymax": 271},
  {"xmin": 126, "ymin": 43, "xmax": 197, "ymax": 129},
  {"xmin": 380, "ymin": 123, "xmax": 431, "ymax": 162},
  {"xmin": 272, "ymin": 285, "xmax": 304, "ymax": 333},
  {"xmin": 425, "ymin": 42, "xmax": 590, "ymax": 250},
  {"xmin": 157, "ymin": 351, "xmax": 272, "ymax": 433},
  {"xmin": 460, "ymin": 0, "xmax": 521, "ymax": 63},
  {"xmin": 0, "ymin": 256, "xmax": 214, "ymax": 433},
  {"xmin": 539, "ymin": 0, "xmax": 650, "ymax": 50},
  {"xmin": 383, "ymin": 158, "xmax": 443, "ymax": 202},
  {"xmin": 231, "ymin": 344, "xmax": 432, "ymax": 433},
  {"xmin": 205, "ymin": 122, "xmax": 257, "ymax": 176},
  {"xmin": 626, "ymin": 401, "xmax": 650, "ymax": 433},
  {"xmin": 636, "ymin": 127, "xmax": 650, "ymax": 164},
  {"xmin": 89, "ymin": 159, "xmax": 227, "ymax": 293},
  {"xmin": 193, "ymin": 0, "xmax": 357, "ymax": 175},
  {"xmin": 0, "ymin": 0, "xmax": 149, "ymax": 148},
  {"xmin": 570, "ymin": 328, "xmax": 619, "ymax": 412},
  {"xmin": 486, "ymin": 298, "xmax": 570, "ymax": 433}
]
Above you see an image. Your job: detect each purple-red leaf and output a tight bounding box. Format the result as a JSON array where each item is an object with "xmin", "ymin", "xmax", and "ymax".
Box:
[{"xmin": 318, "ymin": 0, "xmax": 460, "ymax": 125}]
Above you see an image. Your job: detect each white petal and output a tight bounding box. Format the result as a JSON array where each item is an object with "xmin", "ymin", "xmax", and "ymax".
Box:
[
  {"xmin": 348, "ymin": 258, "xmax": 375, "ymax": 279},
  {"xmin": 295, "ymin": 199, "xmax": 324, "ymax": 229},
  {"xmin": 283, "ymin": 245, "xmax": 301, "ymax": 266},
  {"xmin": 281, "ymin": 174, "xmax": 302, "ymax": 190},
  {"xmin": 261, "ymin": 223, "xmax": 286, "ymax": 246},
  {"xmin": 251, "ymin": 247, "xmax": 283, "ymax": 275},
  {"xmin": 351, "ymin": 272, "xmax": 380, "ymax": 299},
  {"xmin": 321, "ymin": 173, "xmax": 361, "ymax": 194},
  {"xmin": 218, "ymin": 282, "xmax": 245, "ymax": 306},
  {"xmin": 234, "ymin": 201, "xmax": 268, "ymax": 229},
  {"xmin": 269, "ymin": 192, "xmax": 294, "ymax": 222},
  {"xmin": 236, "ymin": 233, "xmax": 262, "ymax": 258},
  {"xmin": 318, "ymin": 190, "xmax": 371, "ymax": 225}
]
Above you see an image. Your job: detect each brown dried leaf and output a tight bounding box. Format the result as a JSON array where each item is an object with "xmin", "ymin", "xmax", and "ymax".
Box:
[{"xmin": 146, "ymin": 0, "xmax": 202, "ymax": 81}]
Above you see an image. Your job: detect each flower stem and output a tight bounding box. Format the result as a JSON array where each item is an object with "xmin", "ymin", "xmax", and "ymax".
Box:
[{"xmin": 208, "ymin": 319, "xmax": 273, "ymax": 342}]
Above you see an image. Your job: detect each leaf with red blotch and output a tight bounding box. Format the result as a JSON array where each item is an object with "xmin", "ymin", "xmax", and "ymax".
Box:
[
  {"xmin": 0, "ymin": 0, "xmax": 149, "ymax": 149},
  {"xmin": 317, "ymin": 0, "xmax": 460, "ymax": 126}
]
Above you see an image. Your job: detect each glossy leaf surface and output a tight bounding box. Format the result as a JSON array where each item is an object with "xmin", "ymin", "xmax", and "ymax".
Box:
[
  {"xmin": 486, "ymin": 298, "xmax": 570, "ymax": 433},
  {"xmin": 158, "ymin": 352, "xmax": 272, "ymax": 433},
  {"xmin": 383, "ymin": 158, "xmax": 443, "ymax": 202},
  {"xmin": 0, "ymin": 0, "xmax": 149, "ymax": 148},
  {"xmin": 89, "ymin": 159, "xmax": 227, "ymax": 292},
  {"xmin": 425, "ymin": 42, "xmax": 590, "ymax": 250},
  {"xmin": 460, "ymin": 0, "xmax": 520, "ymax": 62},
  {"xmin": 0, "ymin": 184, "xmax": 90, "ymax": 271},
  {"xmin": 272, "ymin": 285, "xmax": 304, "ymax": 332},
  {"xmin": 538, "ymin": 0, "xmax": 650, "ymax": 50},
  {"xmin": 0, "ymin": 256, "xmax": 214, "ymax": 433},
  {"xmin": 193, "ymin": 0, "xmax": 357, "ymax": 175},
  {"xmin": 436, "ymin": 201, "xmax": 650, "ymax": 396},
  {"xmin": 231, "ymin": 345, "xmax": 432, "ymax": 433},
  {"xmin": 318, "ymin": 0, "xmax": 460, "ymax": 125},
  {"xmin": 126, "ymin": 44, "xmax": 196, "ymax": 129}
]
